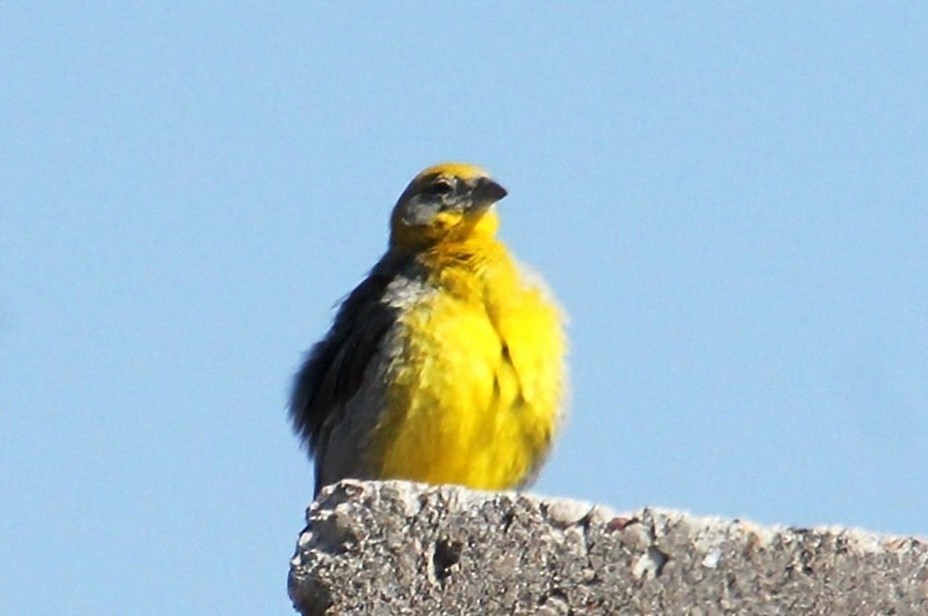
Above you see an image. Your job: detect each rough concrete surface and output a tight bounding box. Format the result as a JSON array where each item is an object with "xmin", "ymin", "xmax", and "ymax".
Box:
[{"xmin": 288, "ymin": 480, "xmax": 928, "ymax": 615}]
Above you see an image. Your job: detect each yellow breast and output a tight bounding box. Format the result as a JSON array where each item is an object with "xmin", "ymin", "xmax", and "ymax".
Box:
[{"xmin": 373, "ymin": 240, "xmax": 566, "ymax": 490}]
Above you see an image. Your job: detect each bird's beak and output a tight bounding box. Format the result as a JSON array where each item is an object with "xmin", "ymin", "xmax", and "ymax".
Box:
[{"xmin": 472, "ymin": 177, "xmax": 508, "ymax": 207}]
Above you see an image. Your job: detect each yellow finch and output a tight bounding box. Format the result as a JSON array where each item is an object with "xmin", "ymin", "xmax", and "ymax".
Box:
[{"xmin": 290, "ymin": 163, "xmax": 566, "ymax": 496}]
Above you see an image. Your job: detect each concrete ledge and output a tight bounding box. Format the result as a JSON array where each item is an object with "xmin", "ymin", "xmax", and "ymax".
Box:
[{"xmin": 288, "ymin": 480, "xmax": 928, "ymax": 615}]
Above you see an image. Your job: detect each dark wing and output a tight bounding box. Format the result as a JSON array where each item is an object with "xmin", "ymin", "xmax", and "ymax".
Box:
[{"xmin": 289, "ymin": 255, "xmax": 403, "ymax": 494}]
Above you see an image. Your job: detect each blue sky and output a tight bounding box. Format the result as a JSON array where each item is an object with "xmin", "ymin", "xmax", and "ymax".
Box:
[{"xmin": 2, "ymin": 2, "xmax": 927, "ymax": 614}]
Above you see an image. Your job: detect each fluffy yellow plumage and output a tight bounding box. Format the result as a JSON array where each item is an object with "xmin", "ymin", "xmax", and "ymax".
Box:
[{"xmin": 290, "ymin": 163, "xmax": 566, "ymax": 496}]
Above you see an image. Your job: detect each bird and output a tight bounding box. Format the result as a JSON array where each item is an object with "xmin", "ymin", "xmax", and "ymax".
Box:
[{"xmin": 290, "ymin": 162, "xmax": 567, "ymax": 497}]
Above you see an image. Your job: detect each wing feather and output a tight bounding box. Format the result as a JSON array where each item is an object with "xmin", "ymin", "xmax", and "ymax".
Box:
[{"xmin": 289, "ymin": 254, "xmax": 406, "ymax": 494}]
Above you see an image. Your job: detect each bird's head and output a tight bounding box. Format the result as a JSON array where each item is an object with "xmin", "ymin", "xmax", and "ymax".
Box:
[{"xmin": 389, "ymin": 163, "xmax": 508, "ymax": 251}]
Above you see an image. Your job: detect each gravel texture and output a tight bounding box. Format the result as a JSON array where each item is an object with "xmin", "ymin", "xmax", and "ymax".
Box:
[{"xmin": 288, "ymin": 480, "xmax": 928, "ymax": 615}]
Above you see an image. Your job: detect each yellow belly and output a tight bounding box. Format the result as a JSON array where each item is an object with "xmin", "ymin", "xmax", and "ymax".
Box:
[{"xmin": 373, "ymin": 252, "xmax": 566, "ymax": 490}]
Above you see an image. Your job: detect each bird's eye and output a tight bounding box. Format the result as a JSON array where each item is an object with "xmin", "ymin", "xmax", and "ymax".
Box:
[{"xmin": 425, "ymin": 179, "xmax": 453, "ymax": 197}]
